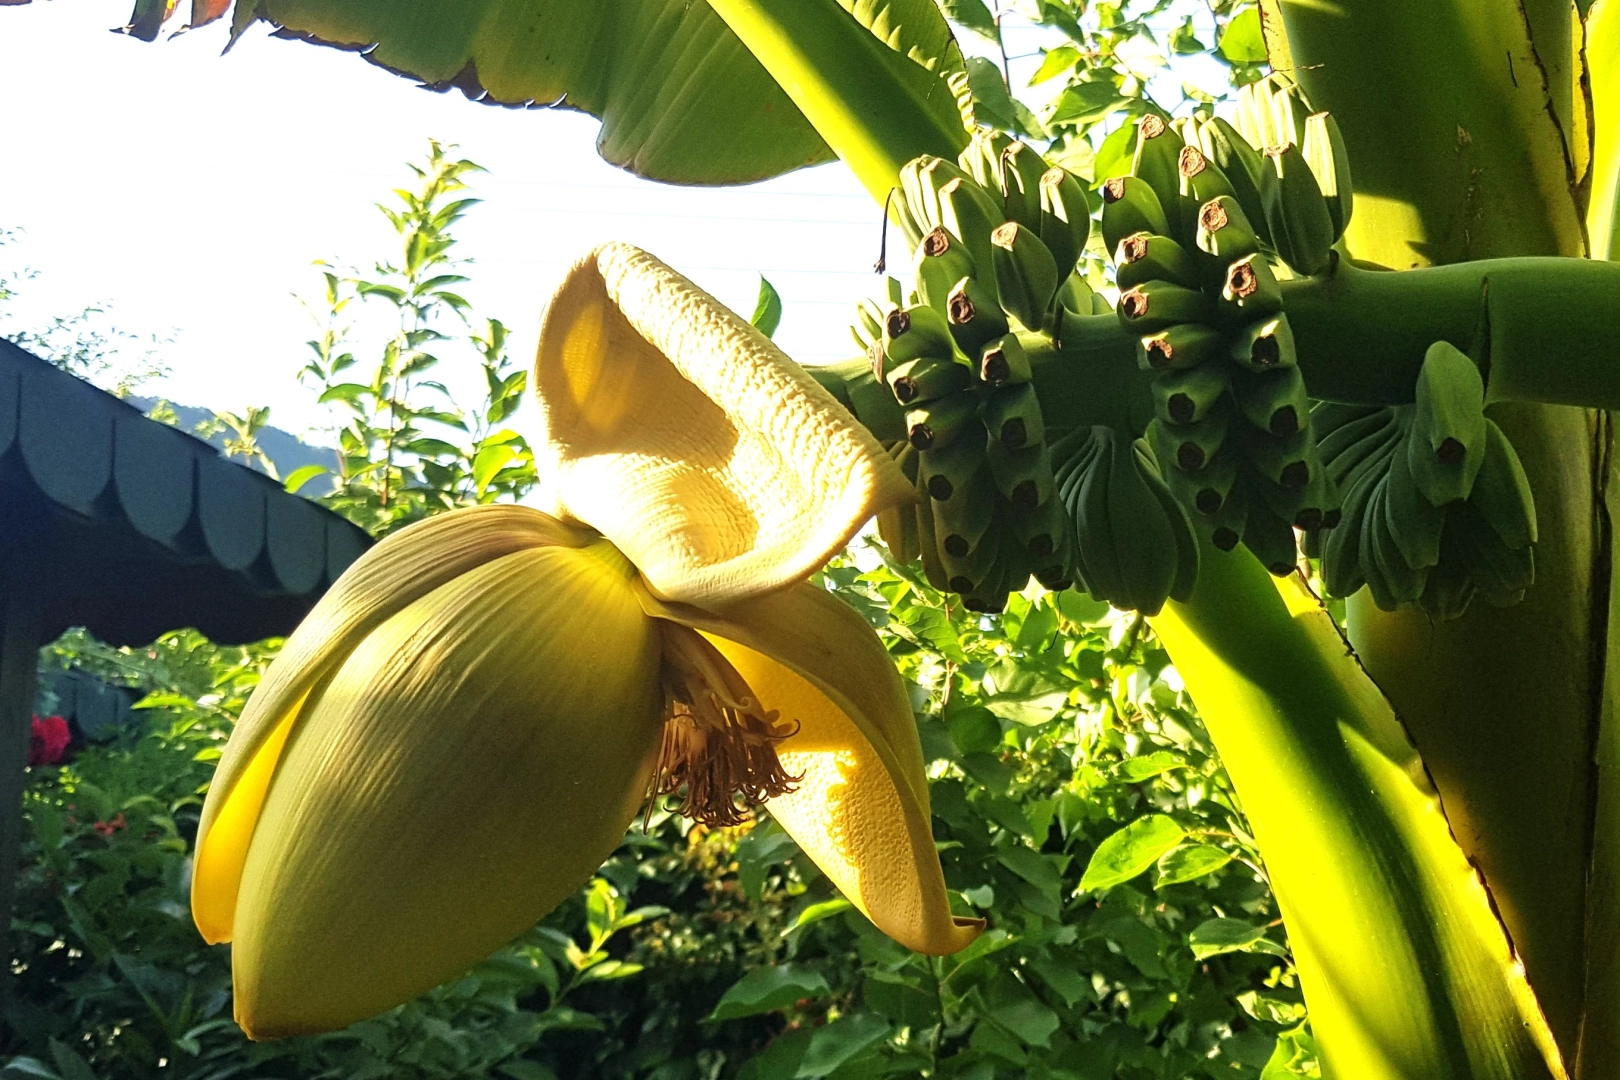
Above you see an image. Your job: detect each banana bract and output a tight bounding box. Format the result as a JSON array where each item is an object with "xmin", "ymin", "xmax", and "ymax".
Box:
[{"xmin": 191, "ymin": 244, "xmax": 980, "ymax": 1039}]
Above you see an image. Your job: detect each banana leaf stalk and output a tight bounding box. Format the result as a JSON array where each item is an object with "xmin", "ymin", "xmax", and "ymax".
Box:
[{"xmin": 1150, "ymin": 544, "xmax": 1564, "ymax": 1080}]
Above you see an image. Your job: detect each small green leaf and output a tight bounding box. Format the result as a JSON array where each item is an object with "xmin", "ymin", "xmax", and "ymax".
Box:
[
  {"xmin": 1080, "ymin": 814, "xmax": 1186, "ymax": 892},
  {"xmin": 1029, "ymin": 44, "xmax": 1080, "ymax": 85},
  {"xmin": 946, "ymin": 704, "xmax": 1002, "ymax": 756},
  {"xmin": 938, "ymin": 0, "xmax": 999, "ymax": 44},
  {"xmin": 708, "ymin": 963, "xmax": 830, "ymax": 1021},
  {"xmin": 1219, "ymin": 8, "xmax": 1269, "ymax": 64},
  {"xmin": 784, "ymin": 897, "xmax": 854, "ymax": 936},
  {"xmin": 1156, "ymin": 843, "xmax": 1234, "ymax": 886},
  {"xmin": 283, "ymin": 463, "xmax": 330, "ymax": 495},
  {"xmin": 1189, "ymin": 917, "xmax": 1289, "ymax": 961},
  {"xmin": 1262, "ymin": 1023, "xmax": 1322, "ymax": 1078},
  {"xmin": 1119, "ymin": 751, "xmax": 1184, "ymax": 783},
  {"xmin": 750, "ymin": 276, "xmax": 783, "ymax": 339},
  {"xmin": 795, "ymin": 1013, "xmax": 891, "ymax": 1078}
]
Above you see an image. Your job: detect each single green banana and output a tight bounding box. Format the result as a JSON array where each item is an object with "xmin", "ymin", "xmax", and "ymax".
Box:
[
  {"xmin": 1131, "ymin": 113, "xmax": 1187, "ymax": 239},
  {"xmin": 946, "ymin": 276, "xmax": 1009, "ymax": 356},
  {"xmin": 919, "ymin": 425, "xmax": 988, "ymax": 502},
  {"xmin": 1119, "ymin": 280, "xmax": 1214, "ymax": 335},
  {"xmin": 906, "ymin": 390, "xmax": 979, "ymax": 451},
  {"xmin": 1195, "ymin": 195, "xmax": 1261, "ymax": 265},
  {"xmin": 1115, "ymin": 232, "xmax": 1203, "ymax": 290},
  {"xmin": 1262, "ymin": 143, "xmax": 1335, "ymax": 277},
  {"xmin": 888, "ymin": 355, "xmax": 973, "ymax": 405},
  {"xmin": 937, "ymin": 176, "xmax": 1005, "ymax": 292},
  {"xmin": 1452, "ymin": 499, "xmax": 1535, "ymax": 599},
  {"xmin": 876, "ymin": 442, "xmax": 922, "ymax": 564},
  {"xmin": 913, "ymin": 227, "xmax": 978, "ymax": 312},
  {"xmin": 1419, "ymin": 527, "xmax": 1477, "ymax": 621},
  {"xmin": 932, "ymin": 465, "xmax": 997, "ymax": 561},
  {"xmin": 1177, "ymin": 144, "xmax": 1238, "ymax": 221},
  {"xmin": 911, "ymin": 465, "xmax": 949, "ymax": 590},
  {"xmin": 1382, "ymin": 445, "xmax": 1446, "ymax": 571},
  {"xmin": 1038, "ymin": 166, "xmax": 1091, "ymax": 282},
  {"xmin": 1135, "ymin": 438, "xmax": 1201, "ymax": 603},
  {"xmin": 1207, "ymin": 473, "xmax": 1249, "ymax": 552},
  {"xmin": 1153, "ymin": 360, "xmax": 1231, "ymax": 425},
  {"xmin": 1137, "ymin": 323, "xmax": 1229, "ymax": 372},
  {"xmin": 1152, "ymin": 405, "xmax": 1233, "ymax": 474},
  {"xmin": 1408, "ymin": 340, "xmax": 1486, "ymax": 506},
  {"xmin": 883, "ymin": 304, "xmax": 958, "ymax": 366},
  {"xmin": 1052, "ymin": 426, "xmax": 1103, "ymax": 515},
  {"xmin": 958, "ymin": 128, "xmax": 1015, "ymax": 193},
  {"xmin": 987, "ymin": 440, "xmax": 1055, "ymax": 509},
  {"xmin": 1230, "ymin": 314, "xmax": 1298, "ymax": 373},
  {"xmin": 1361, "ymin": 475, "xmax": 1428, "ymax": 607},
  {"xmin": 979, "ymin": 332, "xmax": 1032, "ymax": 386},
  {"xmin": 1323, "ymin": 459, "xmax": 1379, "ymax": 597},
  {"xmin": 1243, "ymin": 496, "xmax": 1301, "ymax": 577},
  {"xmin": 1302, "ymin": 111, "xmax": 1353, "ymax": 241},
  {"xmin": 990, "ymin": 221, "xmax": 1060, "ymax": 331},
  {"xmin": 981, "ymin": 381, "xmax": 1045, "ymax": 450},
  {"xmin": 1232, "ymin": 364, "xmax": 1310, "ymax": 437},
  {"xmin": 1068, "ymin": 426, "xmax": 1125, "ymax": 607},
  {"xmin": 1235, "ymin": 75, "xmax": 1282, "ymax": 152},
  {"xmin": 1106, "ymin": 427, "xmax": 1181, "ymax": 614},
  {"xmin": 1100, "ymin": 175, "xmax": 1173, "ymax": 255},
  {"xmin": 1467, "ymin": 419, "xmax": 1537, "ymax": 550},
  {"xmin": 1196, "ymin": 116, "xmax": 1275, "ymax": 246},
  {"xmin": 1217, "ymin": 254, "xmax": 1283, "ymax": 324},
  {"xmin": 1054, "ymin": 272, "xmax": 1096, "ymax": 316},
  {"xmin": 1239, "ymin": 422, "xmax": 1314, "ymax": 489},
  {"xmin": 1000, "ymin": 141, "xmax": 1050, "ymax": 232}
]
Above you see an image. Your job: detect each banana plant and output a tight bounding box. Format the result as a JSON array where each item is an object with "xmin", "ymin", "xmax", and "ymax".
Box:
[{"xmin": 43, "ymin": 0, "xmax": 1620, "ymax": 1075}]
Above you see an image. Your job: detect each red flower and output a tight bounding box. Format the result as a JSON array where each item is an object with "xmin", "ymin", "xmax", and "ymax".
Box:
[
  {"xmin": 28, "ymin": 715, "xmax": 70, "ymax": 767},
  {"xmin": 92, "ymin": 813, "xmax": 126, "ymax": 838}
]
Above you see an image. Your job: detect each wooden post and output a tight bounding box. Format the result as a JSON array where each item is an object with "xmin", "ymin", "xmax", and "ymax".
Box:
[{"xmin": 0, "ymin": 575, "xmax": 41, "ymax": 979}]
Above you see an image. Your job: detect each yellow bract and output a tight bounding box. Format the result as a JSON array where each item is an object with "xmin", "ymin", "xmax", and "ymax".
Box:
[{"xmin": 192, "ymin": 245, "xmax": 977, "ymax": 1039}]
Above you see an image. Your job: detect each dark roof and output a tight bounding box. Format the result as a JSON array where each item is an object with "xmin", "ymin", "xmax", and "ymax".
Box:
[{"xmin": 0, "ymin": 338, "xmax": 372, "ymax": 646}]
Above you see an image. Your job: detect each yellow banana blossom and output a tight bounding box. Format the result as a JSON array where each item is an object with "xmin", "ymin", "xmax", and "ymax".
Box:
[{"xmin": 190, "ymin": 242, "xmax": 983, "ymax": 1039}]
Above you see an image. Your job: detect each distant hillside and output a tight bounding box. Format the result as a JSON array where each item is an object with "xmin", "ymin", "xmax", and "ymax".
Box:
[{"xmin": 126, "ymin": 397, "xmax": 337, "ymax": 495}]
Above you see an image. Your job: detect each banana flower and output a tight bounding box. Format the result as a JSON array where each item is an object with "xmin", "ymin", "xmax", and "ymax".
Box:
[{"xmin": 190, "ymin": 243, "xmax": 984, "ymax": 1038}]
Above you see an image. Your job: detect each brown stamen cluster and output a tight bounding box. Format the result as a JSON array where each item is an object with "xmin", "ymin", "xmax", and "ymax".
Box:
[{"xmin": 648, "ymin": 625, "xmax": 801, "ymax": 828}]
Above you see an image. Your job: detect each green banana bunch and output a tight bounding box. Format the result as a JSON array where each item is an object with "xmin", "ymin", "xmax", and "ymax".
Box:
[
  {"xmin": 1308, "ymin": 348, "xmax": 1537, "ymax": 619},
  {"xmin": 1052, "ymin": 425, "xmax": 1198, "ymax": 615}
]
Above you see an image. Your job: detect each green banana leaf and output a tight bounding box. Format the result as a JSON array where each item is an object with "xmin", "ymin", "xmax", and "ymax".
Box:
[{"xmin": 86, "ymin": 0, "xmax": 970, "ymax": 189}]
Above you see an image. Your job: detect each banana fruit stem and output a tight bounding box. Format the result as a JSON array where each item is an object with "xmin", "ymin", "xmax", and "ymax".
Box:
[
  {"xmin": 1151, "ymin": 545, "xmax": 1565, "ymax": 1080},
  {"xmin": 704, "ymin": 0, "xmax": 968, "ymax": 206},
  {"xmin": 1284, "ymin": 257, "xmax": 1620, "ymax": 409},
  {"xmin": 811, "ymin": 326, "xmax": 1146, "ymax": 443}
]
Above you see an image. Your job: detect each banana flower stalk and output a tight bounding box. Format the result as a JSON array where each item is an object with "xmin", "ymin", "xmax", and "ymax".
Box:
[{"xmin": 190, "ymin": 243, "xmax": 983, "ymax": 1038}]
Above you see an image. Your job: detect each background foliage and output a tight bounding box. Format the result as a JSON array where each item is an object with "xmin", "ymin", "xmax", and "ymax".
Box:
[{"xmin": 2, "ymin": 5, "xmax": 1316, "ymax": 1076}]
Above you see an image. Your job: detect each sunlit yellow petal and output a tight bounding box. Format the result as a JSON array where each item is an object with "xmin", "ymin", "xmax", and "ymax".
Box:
[
  {"xmin": 644, "ymin": 581, "xmax": 981, "ymax": 955},
  {"xmin": 227, "ymin": 541, "xmax": 662, "ymax": 1039},
  {"xmin": 193, "ymin": 506, "xmax": 587, "ymax": 944},
  {"xmin": 534, "ymin": 242, "xmax": 913, "ymax": 606}
]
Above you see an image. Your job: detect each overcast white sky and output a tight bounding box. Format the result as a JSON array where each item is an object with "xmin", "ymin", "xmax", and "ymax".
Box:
[{"xmin": 0, "ymin": 2, "xmax": 905, "ymax": 439}]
